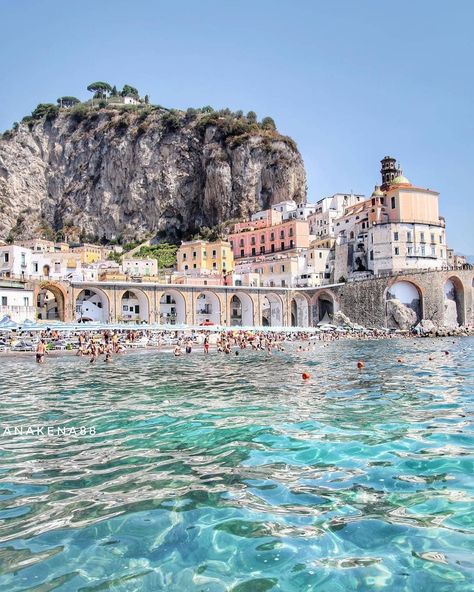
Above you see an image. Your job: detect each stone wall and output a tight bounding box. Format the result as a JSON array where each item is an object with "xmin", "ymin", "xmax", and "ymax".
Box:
[{"xmin": 335, "ymin": 269, "xmax": 474, "ymax": 328}]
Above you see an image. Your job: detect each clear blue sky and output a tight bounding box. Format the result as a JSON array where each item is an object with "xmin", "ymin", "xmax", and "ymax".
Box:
[{"xmin": 1, "ymin": 0, "xmax": 473, "ymax": 254}]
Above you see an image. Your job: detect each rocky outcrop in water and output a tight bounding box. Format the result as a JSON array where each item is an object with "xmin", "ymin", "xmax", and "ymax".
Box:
[{"xmin": 0, "ymin": 106, "xmax": 306, "ymax": 243}]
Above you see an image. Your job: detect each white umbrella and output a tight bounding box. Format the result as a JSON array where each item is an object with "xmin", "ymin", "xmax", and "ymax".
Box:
[{"xmin": 0, "ymin": 316, "xmax": 19, "ymax": 330}]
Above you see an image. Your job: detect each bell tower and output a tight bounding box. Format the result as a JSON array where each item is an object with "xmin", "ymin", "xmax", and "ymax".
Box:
[{"xmin": 380, "ymin": 156, "xmax": 400, "ymax": 190}]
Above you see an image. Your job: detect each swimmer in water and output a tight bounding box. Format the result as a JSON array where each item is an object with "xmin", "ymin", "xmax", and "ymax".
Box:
[
  {"xmin": 89, "ymin": 342, "xmax": 99, "ymax": 364},
  {"xmin": 36, "ymin": 339, "xmax": 46, "ymax": 363},
  {"xmin": 104, "ymin": 345, "xmax": 113, "ymax": 363}
]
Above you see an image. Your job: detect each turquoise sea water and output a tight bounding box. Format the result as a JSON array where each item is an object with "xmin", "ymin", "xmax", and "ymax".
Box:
[{"xmin": 0, "ymin": 338, "xmax": 473, "ymax": 591}]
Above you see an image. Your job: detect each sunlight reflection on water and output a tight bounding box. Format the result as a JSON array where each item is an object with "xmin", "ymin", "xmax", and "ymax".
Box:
[{"xmin": 0, "ymin": 337, "xmax": 472, "ymax": 591}]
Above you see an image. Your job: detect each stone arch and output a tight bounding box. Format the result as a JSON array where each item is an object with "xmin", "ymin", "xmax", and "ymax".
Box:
[
  {"xmin": 195, "ymin": 291, "xmax": 221, "ymax": 325},
  {"xmin": 159, "ymin": 289, "xmax": 186, "ymax": 325},
  {"xmin": 35, "ymin": 282, "xmax": 68, "ymax": 321},
  {"xmin": 290, "ymin": 293, "xmax": 310, "ymax": 327},
  {"xmin": 312, "ymin": 290, "xmax": 337, "ymax": 325},
  {"xmin": 444, "ymin": 276, "xmax": 464, "ymax": 327},
  {"xmin": 229, "ymin": 293, "xmax": 253, "ymax": 326},
  {"xmin": 385, "ymin": 280, "xmax": 423, "ymax": 329},
  {"xmin": 118, "ymin": 289, "xmax": 150, "ymax": 323},
  {"xmin": 75, "ymin": 287, "xmax": 110, "ymax": 323},
  {"xmin": 261, "ymin": 293, "xmax": 284, "ymax": 326}
]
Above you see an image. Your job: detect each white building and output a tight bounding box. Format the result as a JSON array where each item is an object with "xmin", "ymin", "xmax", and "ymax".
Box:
[
  {"xmin": 0, "ymin": 245, "xmax": 84, "ymax": 281},
  {"xmin": 297, "ymin": 240, "xmax": 334, "ymax": 286},
  {"xmin": 30, "ymin": 252, "xmax": 83, "ymax": 281},
  {"xmin": 0, "ymin": 245, "xmax": 31, "ymax": 279},
  {"xmin": 123, "ymin": 96, "xmax": 140, "ymax": 105},
  {"xmin": 252, "ymin": 200, "xmax": 316, "ymax": 223},
  {"xmin": 234, "ymin": 243, "xmax": 333, "ymax": 289},
  {"xmin": 308, "ymin": 193, "xmax": 365, "ymax": 240},
  {"xmin": 122, "ymin": 258, "xmax": 158, "ymax": 277},
  {"xmin": 368, "ymin": 220, "xmax": 447, "ymax": 275},
  {"xmin": 0, "ymin": 280, "xmax": 36, "ymax": 322}
]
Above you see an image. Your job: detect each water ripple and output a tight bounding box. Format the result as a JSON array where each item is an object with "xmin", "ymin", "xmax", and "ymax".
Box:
[{"xmin": 0, "ymin": 337, "xmax": 472, "ymax": 591}]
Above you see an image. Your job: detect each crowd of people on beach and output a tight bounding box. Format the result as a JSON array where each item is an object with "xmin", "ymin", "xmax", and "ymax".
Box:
[
  {"xmin": 24, "ymin": 325, "xmax": 433, "ymax": 364},
  {"xmin": 0, "ymin": 320, "xmax": 471, "ymax": 364}
]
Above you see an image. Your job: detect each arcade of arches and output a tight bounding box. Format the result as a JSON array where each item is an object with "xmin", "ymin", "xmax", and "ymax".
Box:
[
  {"xmin": 36, "ymin": 269, "xmax": 474, "ymax": 328},
  {"xmin": 68, "ymin": 285, "xmax": 339, "ymax": 327}
]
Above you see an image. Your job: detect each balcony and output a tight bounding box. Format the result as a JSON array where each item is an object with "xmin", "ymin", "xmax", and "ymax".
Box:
[{"xmin": 407, "ymin": 254, "xmax": 438, "ymax": 259}]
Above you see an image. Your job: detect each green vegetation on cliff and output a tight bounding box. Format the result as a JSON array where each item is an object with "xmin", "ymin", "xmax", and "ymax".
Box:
[
  {"xmin": 134, "ymin": 244, "xmax": 178, "ymax": 269},
  {"xmin": 2, "ymin": 82, "xmax": 290, "ymax": 148}
]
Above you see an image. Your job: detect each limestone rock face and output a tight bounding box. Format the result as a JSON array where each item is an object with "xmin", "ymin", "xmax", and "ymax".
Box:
[
  {"xmin": 386, "ymin": 299, "xmax": 418, "ymax": 330},
  {"xmin": 0, "ymin": 109, "xmax": 306, "ymax": 242}
]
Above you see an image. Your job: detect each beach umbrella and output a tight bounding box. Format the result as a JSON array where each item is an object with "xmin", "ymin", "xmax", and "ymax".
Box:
[{"xmin": 0, "ymin": 316, "xmax": 19, "ymax": 330}]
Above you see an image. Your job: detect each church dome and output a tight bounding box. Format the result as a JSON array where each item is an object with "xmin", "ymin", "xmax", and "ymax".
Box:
[
  {"xmin": 391, "ymin": 174, "xmax": 411, "ymax": 186},
  {"xmin": 371, "ymin": 185, "xmax": 384, "ymax": 197}
]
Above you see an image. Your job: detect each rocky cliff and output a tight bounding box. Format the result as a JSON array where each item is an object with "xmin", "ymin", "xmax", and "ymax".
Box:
[{"xmin": 0, "ymin": 106, "xmax": 306, "ymax": 243}]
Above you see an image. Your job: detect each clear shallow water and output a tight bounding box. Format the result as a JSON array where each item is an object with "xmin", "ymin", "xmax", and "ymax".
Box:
[{"xmin": 0, "ymin": 338, "xmax": 473, "ymax": 592}]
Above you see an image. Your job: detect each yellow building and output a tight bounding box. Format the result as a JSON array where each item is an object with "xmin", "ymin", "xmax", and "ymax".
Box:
[
  {"xmin": 177, "ymin": 240, "xmax": 234, "ymax": 274},
  {"xmin": 71, "ymin": 244, "xmax": 107, "ymax": 264}
]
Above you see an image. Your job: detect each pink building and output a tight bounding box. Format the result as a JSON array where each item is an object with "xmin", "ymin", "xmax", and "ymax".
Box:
[{"xmin": 229, "ymin": 213, "xmax": 310, "ymax": 260}]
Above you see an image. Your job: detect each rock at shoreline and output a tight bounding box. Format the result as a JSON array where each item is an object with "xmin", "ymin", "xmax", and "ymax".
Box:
[
  {"xmin": 416, "ymin": 319, "xmax": 436, "ymax": 334},
  {"xmin": 386, "ymin": 299, "xmax": 417, "ymax": 330},
  {"xmin": 333, "ymin": 310, "xmax": 353, "ymax": 328}
]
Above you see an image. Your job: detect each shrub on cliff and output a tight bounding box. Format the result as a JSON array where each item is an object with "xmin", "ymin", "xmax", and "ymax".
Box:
[
  {"xmin": 261, "ymin": 116, "xmax": 276, "ymax": 131},
  {"xmin": 161, "ymin": 110, "xmax": 182, "ymax": 132},
  {"xmin": 196, "ymin": 112, "xmax": 259, "ymax": 139},
  {"xmin": 193, "ymin": 222, "xmax": 230, "ymax": 241},
  {"xmin": 22, "ymin": 103, "xmax": 59, "ymax": 124},
  {"xmin": 69, "ymin": 103, "xmax": 90, "ymax": 123},
  {"xmin": 107, "ymin": 251, "xmax": 123, "ymax": 264},
  {"xmin": 185, "ymin": 107, "xmax": 198, "ymax": 120}
]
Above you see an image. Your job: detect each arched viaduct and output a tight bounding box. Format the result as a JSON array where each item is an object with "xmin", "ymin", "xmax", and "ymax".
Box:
[{"xmin": 28, "ymin": 268, "xmax": 474, "ymax": 328}]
